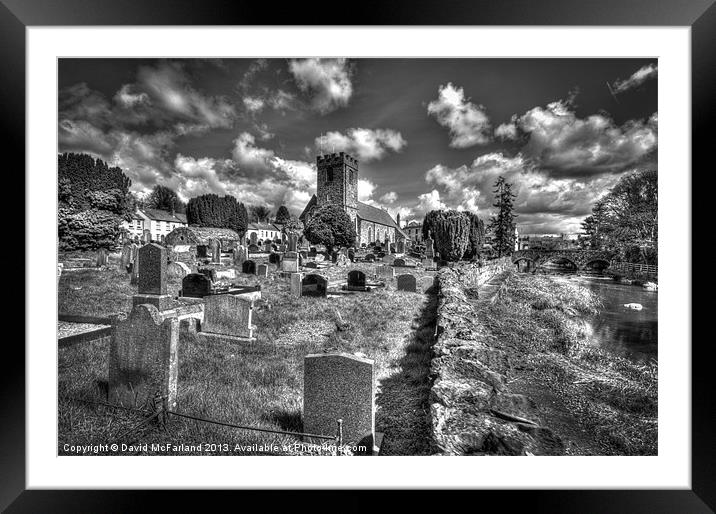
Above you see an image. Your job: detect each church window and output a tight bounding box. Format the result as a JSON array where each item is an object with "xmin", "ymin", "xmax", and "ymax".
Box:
[{"xmin": 327, "ymin": 168, "xmax": 334, "ymax": 182}]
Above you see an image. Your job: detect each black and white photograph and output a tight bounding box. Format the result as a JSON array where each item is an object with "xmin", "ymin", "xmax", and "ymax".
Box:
[{"xmin": 55, "ymin": 57, "xmax": 659, "ymax": 457}]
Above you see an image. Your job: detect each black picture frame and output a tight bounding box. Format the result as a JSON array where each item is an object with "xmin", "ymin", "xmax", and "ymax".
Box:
[{"xmin": 3, "ymin": 0, "xmax": 711, "ymax": 511}]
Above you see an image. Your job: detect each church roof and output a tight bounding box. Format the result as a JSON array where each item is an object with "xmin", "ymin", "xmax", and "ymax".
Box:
[
  {"xmin": 298, "ymin": 195, "xmax": 317, "ymax": 221},
  {"xmin": 358, "ymin": 202, "xmax": 408, "ymax": 238}
]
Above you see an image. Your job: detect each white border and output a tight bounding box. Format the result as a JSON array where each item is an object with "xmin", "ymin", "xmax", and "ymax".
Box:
[{"xmin": 28, "ymin": 27, "xmax": 691, "ymax": 489}]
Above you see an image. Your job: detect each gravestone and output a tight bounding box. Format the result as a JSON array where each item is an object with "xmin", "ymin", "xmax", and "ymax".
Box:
[
  {"xmin": 348, "ymin": 270, "xmax": 366, "ymax": 288},
  {"xmin": 201, "ymin": 294, "xmax": 256, "ymax": 341},
  {"xmin": 248, "ymin": 244, "xmax": 259, "ymax": 253},
  {"xmin": 96, "ymin": 248, "xmax": 108, "ymax": 267},
  {"xmin": 308, "ymin": 247, "xmax": 317, "ymax": 257},
  {"xmin": 263, "ymin": 242, "xmax": 272, "ymax": 253},
  {"xmin": 130, "ymin": 244, "xmax": 140, "ymax": 284},
  {"xmin": 199, "ymin": 267, "xmax": 217, "ymax": 282},
  {"xmin": 303, "ymin": 353, "xmax": 376, "ymax": 453},
  {"xmin": 210, "ymin": 239, "xmax": 221, "ymax": 264},
  {"xmin": 425, "ymin": 232, "xmax": 435, "ymax": 258},
  {"xmin": 393, "ymin": 258, "xmax": 406, "ymax": 267},
  {"xmin": 290, "ymin": 272, "xmax": 303, "ymax": 298},
  {"xmin": 421, "ymin": 276, "xmax": 436, "ymax": 293},
  {"xmin": 382, "ymin": 255, "xmax": 394, "ymax": 264},
  {"xmin": 108, "ymin": 304, "xmax": 180, "ymax": 410},
  {"xmin": 422, "ymin": 257, "xmax": 434, "ymax": 269},
  {"xmin": 257, "ymin": 264, "xmax": 268, "ymax": 277},
  {"xmin": 181, "ymin": 273, "xmax": 212, "ymax": 298},
  {"xmin": 301, "ymin": 274, "xmax": 328, "ymax": 297},
  {"xmin": 281, "ymin": 252, "xmax": 299, "ymax": 273},
  {"xmin": 376, "ymin": 265, "xmax": 395, "ymax": 280},
  {"xmin": 396, "ymin": 240, "xmax": 405, "ymax": 254},
  {"xmin": 250, "ymin": 232, "xmax": 258, "ymax": 245},
  {"xmin": 269, "ymin": 252, "xmax": 281, "ymax": 265},
  {"xmin": 365, "ymin": 254, "xmax": 375, "ymax": 262},
  {"xmin": 396, "ymin": 274, "xmax": 417, "ymax": 292},
  {"xmin": 304, "ymin": 261, "xmax": 318, "ymax": 269},
  {"xmin": 288, "ymin": 233, "xmax": 298, "ymax": 252},
  {"xmin": 133, "ymin": 243, "xmax": 172, "ymax": 311},
  {"xmin": 233, "ymin": 245, "xmax": 247, "ymax": 267},
  {"xmin": 167, "ymin": 261, "xmax": 191, "ymax": 279},
  {"xmin": 242, "ymin": 260, "xmax": 257, "ymax": 275},
  {"xmin": 347, "ymin": 248, "xmax": 355, "ymax": 263},
  {"xmin": 119, "ymin": 244, "xmax": 132, "ymax": 272}
]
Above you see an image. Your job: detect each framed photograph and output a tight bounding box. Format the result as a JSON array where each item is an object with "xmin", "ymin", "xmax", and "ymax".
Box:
[{"xmin": 6, "ymin": 0, "xmax": 711, "ymax": 511}]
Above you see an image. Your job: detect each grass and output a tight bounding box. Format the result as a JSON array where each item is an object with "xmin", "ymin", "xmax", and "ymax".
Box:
[
  {"xmin": 480, "ymin": 271, "xmax": 657, "ymax": 455},
  {"xmin": 58, "ymin": 254, "xmax": 437, "ymax": 455}
]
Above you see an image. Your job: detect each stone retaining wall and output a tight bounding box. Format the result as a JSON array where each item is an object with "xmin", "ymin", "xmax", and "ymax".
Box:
[{"xmin": 429, "ymin": 264, "xmax": 564, "ymax": 455}]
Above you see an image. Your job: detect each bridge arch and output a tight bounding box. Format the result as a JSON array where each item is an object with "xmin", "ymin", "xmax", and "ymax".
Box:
[
  {"xmin": 513, "ymin": 257, "xmax": 536, "ymax": 272},
  {"xmin": 583, "ymin": 259, "xmax": 610, "ymax": 272}
]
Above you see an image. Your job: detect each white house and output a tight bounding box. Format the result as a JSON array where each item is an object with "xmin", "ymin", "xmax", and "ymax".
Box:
[
  {"xmin": 245, "ymin": 222, "xmax": 283, "ymax": 244},
  {"xmin": 122, "ymin": 208, "xmax": 188, "ymax": 242}
]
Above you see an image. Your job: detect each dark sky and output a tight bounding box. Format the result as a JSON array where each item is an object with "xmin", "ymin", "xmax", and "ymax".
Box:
[{"xmin": 58, "ymin": 58, "xmax": 657, "ymax": 234}]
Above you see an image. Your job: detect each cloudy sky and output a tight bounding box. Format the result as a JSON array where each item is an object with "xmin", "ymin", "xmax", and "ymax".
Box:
[{"xmin": 58, "ymin": 58, "xmax": 657, "ymax": 234}]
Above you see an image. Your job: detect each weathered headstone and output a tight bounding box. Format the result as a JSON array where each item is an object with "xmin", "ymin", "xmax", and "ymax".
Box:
[
  {"xmin": 257, "ymin": 264, "xmax": 268, "ymax": 277},
  {"xmin": 95, "ymin": 248, "xmax": 108, "ymax": 267},
  {"xmin": 425, "ymin": 232, "xmax": 435, "ymax": 259},
  {"xmin": 347, "ymin": 248, "xmax": 355, "ymax": 263},
  {"xmin": 134, "ymin": 243, "xmax": 172, "ymax": 311},
  {"xmin": 200, "ymin": 294, "xmax": 256, "ymax": 341},
  {"xmin": 421, "ymin": 276, "xmax": 436, "ymax": 293},
  {"xmin": 264, "ymin": 242, "xmax": 273, "ymax": 253},
  {"xmin": 288, "ymin": 233, "xmax": 298, "ymax": 252},
  {"xmin": 250, "ymin": 232, "xmax": 258, "ymax": 245},
  {"xmin": 393, "ymin": 258, "xmax": 406, "ymax": 267},
  {"xmin": 381, "ymin": 254, "xmax": 394, "ymax": 264},
  {"xmin": 130, "ymin": 244, "xmax": 140, "ymax": 284},
  {"xmin": 290, "ymin": 272, "xmax": 303, "ymax": 298},
  {"xmin": 396, "ymin": 274, "xmax": 417, "ymax": 292},
  {"xmin": 281, "ymin": 252, "xmax": 299, "ymax": 273},
  {"xmin": 248, "ymin": 244, "xmax": 259, "ymax": 253},
  {"xmin": 181, "ymin": 273, "xmax": 212, "ymax": 298},
  {"xmin": 168, "ymin": 261, "xmax": 191, "ymax": 279},
  {"xmin": 303, "ymin": 353, "xmax": 376, "ymax": 453},
  {"xmin": 108, "ymin": 304, "xmax": 180, "ymax": 410},
  {"xmin": 119, "ymin": 244, "xmax": 132, "ymax": 272},
  {"xmin": 376, "ymin": 265, "xmax": 395, "ymax": 280},
  {"xmin": 422, "ymin": 257, "xmax": 434, "ymax": 269},
  {"xmin": 233, "ymin": 245, "xmax": 247, "ymax": 267},
  {"xmin": 242, "ymin": 260, "xmax": 257, "ymax": 275},
  {"xmin": 396, "ymin": 240, "xmax": 405, "ymax": 254},
  {"xmin": 304, "ymin": 261, "xmax": 318, "ymax": 269},
  {"xmin": 302, "ymin": 274, "xmax": 328, "ymax": 297},
  {"xmin": 210, "ymin": 239, "xmax": 221, "ymax": 264},
  {"xmin": 268, "ymin": 252, "xmax": 281, "ymax": 265},
  {"xmin": 365, "ymin": 254, "xmax": 375, "ymax": 262}
]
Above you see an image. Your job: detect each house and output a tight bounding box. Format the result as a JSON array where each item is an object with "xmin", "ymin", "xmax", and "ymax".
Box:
[
  {"xmin": 244, "ymin": 222, "xmax": 283, "ymax": 245},
  {"xmin": 122, "ymin": 208, "xmax": 187, "ymax": 242},
  {"xmin": 299, "ymin": 151, "xmax": 407, "ymax": 246},
  {"xmin": 404, "ymin": 221, "xmax": 423, "ymax": 242}
]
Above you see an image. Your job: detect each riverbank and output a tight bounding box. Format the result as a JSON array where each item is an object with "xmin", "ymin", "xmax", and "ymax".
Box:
[
  {"xmin": 430, "ymin": 268, "xmax": 657, "ymax": 456},
  {"xmin": 483, "ymin": 271, "xmax": 657, "ymax": 455}
]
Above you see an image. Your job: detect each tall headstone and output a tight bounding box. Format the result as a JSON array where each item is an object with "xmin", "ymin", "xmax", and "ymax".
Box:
[
  {"xmin": 119, "ymin": 244, "xmax": 132, "ymax": 272},
  {"xmin": 250, "ymin": 232, "xmax": 258, "ymax": 245},
  {"xmin": 210, "ymin": 239, "xmax": 221, "ymax": 264},
  {"xmin": 242, "ymin": 260, "xmax": 257, "ymax": 275},
  {"xmin": 303, "ymin": 353, "xmax": 376, "ymax": 453},
  {"xmin": 290, "ymin": 272, "xmax": 303, "ymax": 298},
  {"xmin": 130, "ymin": 244, "xmax": 140, "ymax": 284},
  {"xmin": 108, "ymin": 304, "xmax": 180, "ymax": 410},
  {"xmin": 233, "ymin": 245, "xmax": 247, "ymax": 267},
  {"xmin": 201, "ymin": 294, "xmax": 256, "ymax": 341},
  {"xmin": 264, "ymin": 241, "xmax": 273, "ymax": 253},
  {"xmin": 396, "ymin": 240, "xmax": 405, "ymax": 254},
  {"xmin": 281, "ymin": 251, "xmax": 299, "ymax": 273},
  {"xmin": 288, "ymin": 233, "xmax": 298, "ymax": 252},
  {"xmin": 425, "ymin": 231, "xmax": 435, "ymax": 259},
  {"xmin": 133, "ymin": 243, "xmax": 172, "ymax": 311},
  {"xmin": 96, "ymin": 248, "xmax": 108, "ymax": 267},
  {"xmin": 396, "ymin": 274, "xmax": 417, "ymax": 292},
  {"xmin": 257, "ymin": 264, "xmax": 269, "ymax": 277}
]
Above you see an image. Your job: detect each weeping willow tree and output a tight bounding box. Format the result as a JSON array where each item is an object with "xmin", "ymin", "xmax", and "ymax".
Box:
[{"xmin": 422, "ymin": 209, "xmax": 471, "ymax": 261}]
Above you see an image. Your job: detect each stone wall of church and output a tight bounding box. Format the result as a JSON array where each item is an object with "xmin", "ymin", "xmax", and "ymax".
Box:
[{"xmin": 358, "ymin": 221, "xmax": 396, "ymax": 246}]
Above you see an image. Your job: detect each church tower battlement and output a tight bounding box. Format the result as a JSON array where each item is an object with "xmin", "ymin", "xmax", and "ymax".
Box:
[{"xmin": 316, "ymin": 152, "xmax": 359, "ymax": 222}]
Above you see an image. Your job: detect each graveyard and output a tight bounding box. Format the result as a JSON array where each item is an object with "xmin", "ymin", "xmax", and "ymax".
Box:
[{"xmin": 58, "ymin": 245, "xmax": 440, "ymax": 455}]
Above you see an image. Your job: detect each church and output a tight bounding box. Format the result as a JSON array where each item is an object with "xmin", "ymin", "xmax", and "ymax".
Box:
[{"xmin": 299, "ymin": 151, "xmax": 407, "ymax": 247}]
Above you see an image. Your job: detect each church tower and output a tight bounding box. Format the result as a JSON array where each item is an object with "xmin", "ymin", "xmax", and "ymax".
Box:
[{"xmin": 315, "ymin": 151, "xmax": 359, "ymax": 223}]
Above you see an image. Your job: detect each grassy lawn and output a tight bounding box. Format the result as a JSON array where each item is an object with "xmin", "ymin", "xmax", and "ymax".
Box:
[
  {"xmin": 58, "ymin": 257, "xmax": 437, "ymax": 455},
  {"xmin": 478, "ymin": 271, "xmax": 657, "ymax": 455}
]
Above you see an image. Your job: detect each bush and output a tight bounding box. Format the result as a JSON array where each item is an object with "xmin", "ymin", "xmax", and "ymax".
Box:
[{"xmin": 303, "ymin": 205, "xmax": 356, "ymax": 251}]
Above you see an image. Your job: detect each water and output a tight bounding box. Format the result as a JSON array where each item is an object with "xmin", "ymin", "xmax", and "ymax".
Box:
[{"xmin": 571, "ymin": 276, "xmax": 658, "ymax": 363}]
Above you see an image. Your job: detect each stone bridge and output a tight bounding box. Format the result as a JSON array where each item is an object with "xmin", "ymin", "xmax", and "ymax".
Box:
[{"xmin": 511, "ymin": 249, "xmax": 614, "ymax": 271}]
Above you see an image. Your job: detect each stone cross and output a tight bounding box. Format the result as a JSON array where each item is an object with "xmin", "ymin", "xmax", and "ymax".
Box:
[
  {"xmin": 108, "ymin": 304, "xmax": 180, "ymax": 410},
  {"xmin": 303, "ymin": 353, "xmax": 376, "ymax": 453}
]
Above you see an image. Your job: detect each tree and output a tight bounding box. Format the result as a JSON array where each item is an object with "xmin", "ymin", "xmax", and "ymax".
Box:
[
  {"xmin": 186, "ymin": 194, "xmax": 248, "ymax": 236},
  {"xmin": 303, "ymin": 205, "xmax": 356, "ymax": 252},
  {"xmin": 275, "ymin": 205, "xmax": 291, "ymax": 225},
  {"xmin": 146, "ymin": 184, "xmax": 186, "ymax": 214},
  {"xmin": 57, "ymin": 153, "xmax": 134, "ymax": 250},
  {"xmin": 249, "ymin": 205, "xmax": 272, "ymax": 223},
  {"xmin": 282, "ymin": 215, "xmax": 304, "ymax": 236},
  {"xmin": 463, "ymin": 211, "xmax": 486, "ymax": 259},
  {"xmin": 487, "ymin": 176, "xmax": 517, "ymax": 257},
  {"xmin": 581, "ymin": 169, "xmax": 657, "ymax": 263},
  {"xmin": 422, "ymin": 209, "xmax": 470, "ymax": 261}
]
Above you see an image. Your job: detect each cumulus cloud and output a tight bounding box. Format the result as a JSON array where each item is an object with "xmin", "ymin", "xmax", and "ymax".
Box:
[
  {"xmin": 611, "ymin": 63, "xmax": 658, "ymax": 94},
  {"xmin": 315, "ymin": 128, "xmax": 406, "ymax": 162},
  {"xmin": 502, "ymin": 100, "xmax": 657, "ymax": 177},
  {"xmin": 416, "ymin": 190, "xmax": 448, "ymax": 214},
  {"xmin": 289, "ymin": 58, "xmax": 353, "ymax": 114},
  {"xmin": 495, "ymin": 119, "xmax": 519, "ymax": 140},
  {"xmin": 231, "ymin": 132, "xmax": 275, "ymax": 170},
  {"xmin": 243, "ymin": 96, "xmax": 265, "ymax": 113},
  {"xmin": 380, "ymin": 191, "xmax": 398, "ymax": 204},
  {"xmin": 427, "ymin": 83, "xmax": 491, "ymax": 148}
]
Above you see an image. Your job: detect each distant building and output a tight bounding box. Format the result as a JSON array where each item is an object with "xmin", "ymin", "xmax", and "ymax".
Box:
[
  {"xmin": 299, "ymin": 151, "xmax": 407, "ymax": 246},
  {"xmin": 122, "ymin": 208, "xmax": 187, "ymax": 242},
  {"xmin": 517, "ymin": 233, "xmax": 581, "ymax": 250},
  {"xmin": 404, "ymin": 221, "xmax": 423, "ymax": 242},
  {"xmin": 245, "ymin": 222, "xmax": 283, "ymax": 244}
]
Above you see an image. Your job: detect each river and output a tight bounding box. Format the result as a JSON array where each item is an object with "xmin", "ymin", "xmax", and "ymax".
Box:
[{"xmin": 569, "ymin": 276, "xmax": 658, "ymax": 363}]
